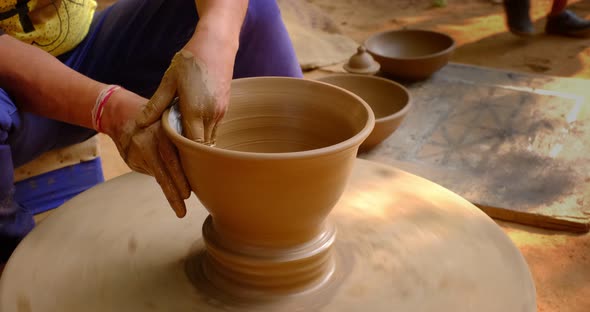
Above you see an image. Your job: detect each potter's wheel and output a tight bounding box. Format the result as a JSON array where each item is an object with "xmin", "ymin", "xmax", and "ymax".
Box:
[{"xmin": 0, "ymin": 159, "xmax": 535, "ymax": 311}]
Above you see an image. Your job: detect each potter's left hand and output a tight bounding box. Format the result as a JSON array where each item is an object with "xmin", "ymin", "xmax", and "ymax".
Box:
[
  {"xmin": 137, "ymin": 49, "xmax": 230, "ymax": 145},
  {"xmin": 101, "ymin": 88, "xmax": 191, "ymax": 218}
]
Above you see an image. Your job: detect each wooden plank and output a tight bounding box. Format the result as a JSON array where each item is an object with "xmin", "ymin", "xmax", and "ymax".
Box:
[
  {"xmin": 361, "ymin": 63, "xmax": 590, "ymax": 233},
  {"xmin": 13, "ymin": 136, "xmax": 100, "ymax": 182}
]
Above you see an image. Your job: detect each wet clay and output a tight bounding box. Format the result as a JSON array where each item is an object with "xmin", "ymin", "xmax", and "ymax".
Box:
[
  {"xmin": 0, "ymin": 160, "xmax": 536, "ymax": 311},
  {"xmin": 317, "ymin": 74, "xmax": 412, "ymax": 151},
  {"xmin": 365, "ymin": 29, "xmax": 455, "ymax": 81},
  {"xmin": 163, "ymin": 77, "xmax": 374, "ymax": 296},
  {"xmin": 143, "ymin": 50, "xmax": 223, "ymax": 145}
]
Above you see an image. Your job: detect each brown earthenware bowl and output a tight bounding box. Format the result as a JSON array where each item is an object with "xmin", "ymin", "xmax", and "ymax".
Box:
[
  {"xmin": 162, "ymin": 77, "xmax": 374, "ymax": 248},
  {"xmin": 365, "ymin": 29, "xmax": 455, "ymax": 81},
  {"xmin": 317, "ymin": 74, "xmax": 412, "ymax": 151}
]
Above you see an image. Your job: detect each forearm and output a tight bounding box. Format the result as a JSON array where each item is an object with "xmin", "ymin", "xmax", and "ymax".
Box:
[
  {"xmin": 0, "ymin": 34, "xmax": 145, "ymax": 137},
  {"xmin": 0, "ymin": 34, "xmax": 104, "ymax": 129},
  {"xmin": 187, "ymin": 0, "xmax": 249, "ymax": 65},
  {"xmin": 193, "ymin": 0, "xmax": 248, "ymax": 46}
]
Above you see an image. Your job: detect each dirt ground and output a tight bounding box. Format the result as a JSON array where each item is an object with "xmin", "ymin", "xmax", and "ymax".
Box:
[{"xmin": 91, "ymin": 1, "xmax": 589, "ymax": 311}]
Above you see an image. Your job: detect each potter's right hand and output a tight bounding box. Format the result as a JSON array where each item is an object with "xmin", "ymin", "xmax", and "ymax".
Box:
[
  {"xmin": 99, "ymin": 87, "xmax": 191, "ymax": 218},
  {"xmin": 136, "ymin": 50, "xmax": 227, "ymax": 145}
]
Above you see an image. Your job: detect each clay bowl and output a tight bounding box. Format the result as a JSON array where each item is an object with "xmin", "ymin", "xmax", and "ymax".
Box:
[
  {"xmin": 162, "ymin": 77, "xmax": 374, "ymax": 248},
  {"xmin": 365, "ymin": 29, "xmax": 455, "ymax": 81},
  {"xmin": 318, "ymin": 74, "xmax": 412, "ymax": 151}
]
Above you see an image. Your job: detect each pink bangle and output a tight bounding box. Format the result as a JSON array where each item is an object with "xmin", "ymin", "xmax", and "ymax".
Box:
[{"xmin": 92, "ymin": 85, "xmax": 122, "ymax": 133}]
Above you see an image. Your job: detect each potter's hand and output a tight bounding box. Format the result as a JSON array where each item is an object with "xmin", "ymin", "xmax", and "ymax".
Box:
[
  {"xmin": 137, "ymin": 50, "xmax": 228, "ymax": 145},
  {"xmin": 115, "ymin": 120, "xmax": 191, "ymax": 218},
  {"xmin": 101, "ymin": 88, "xmax": 191, "ymax": 218}
]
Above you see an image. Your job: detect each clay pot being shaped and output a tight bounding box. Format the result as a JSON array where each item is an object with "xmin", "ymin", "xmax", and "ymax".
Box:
[
  {"xmin": 365, "ymin": 29, "xmax": 455, "ymax": 81},
  {"xmin": 318, "ymin": 74, "xmax": 412, "ymax": 151},
  {"xmin": 162, "ymin": 77, "xmax": 374, "ymax": 296}
]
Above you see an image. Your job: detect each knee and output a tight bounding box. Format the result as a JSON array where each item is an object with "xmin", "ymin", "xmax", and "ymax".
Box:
[
  {"xmin": 235, "ymin": 1, "xmax": 302, "ymax": 78},
  {"xmin": 242, "ymin": 0, "xmax": 283, "ymax": 36}
]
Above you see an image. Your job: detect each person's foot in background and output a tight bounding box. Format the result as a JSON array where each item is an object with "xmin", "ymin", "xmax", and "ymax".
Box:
[
  {"xmin": 504, "ymin": 0, "xmax": 535, "ymax": 36},
  {"xmin": 545, "ymin": 0, "xmax": 590, "ymax": 37}
]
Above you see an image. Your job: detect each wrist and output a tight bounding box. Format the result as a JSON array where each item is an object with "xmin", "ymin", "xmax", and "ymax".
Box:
[
  {"xmin": 92, "ymin": 85, "xmax": 122, "ymax": 133},
  {"xmin": 183, "ymin": 25, "xmax": 239, "ymax": 88},
  {"xmin": 98, "ymin": 88, "xmax": 146, "ymax": 138},
  {"xmin": 185, "ymin": 18, "xmax": 240, "ymax": 55}
]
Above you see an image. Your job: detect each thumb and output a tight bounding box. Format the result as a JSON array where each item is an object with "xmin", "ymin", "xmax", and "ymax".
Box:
[{"xmin": 137, "ymin": 71, "xmax": 177, "ymax": 127}]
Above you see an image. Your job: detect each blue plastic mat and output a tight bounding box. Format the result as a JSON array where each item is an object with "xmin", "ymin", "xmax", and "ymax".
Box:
[{"xmin": 14, "ymin": 158, "xmax": 105, "ymax": 215}]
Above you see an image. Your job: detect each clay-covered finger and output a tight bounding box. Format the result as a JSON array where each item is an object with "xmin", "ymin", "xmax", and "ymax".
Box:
[
  {"xmin": 202, "ymin": 117, "xmax": 215, "ymax": 145},
  {"xmin": 208, "ymin": 121, "xmax": 220, "ymax": 145},
  {"xmin": 206, "ymin": 107, "xmax": 227, "ymax": 144},
  {"xmin": 141, "ymin": 133, "xmax": 187, "ymax": 218},
  {"xmin": 181, "ymin": 116, "xmax": 205, "ymax": 143},
  {"xmin": 129, "ymin": 163, "xmax": 150, "ymax": 176},
  {"xmin": 150, "ymin": 158, "xmax": 187, "ymax": 218},
  {"xmin": 137, "ymin": 70, "xmax": 177, "ymax": 127},
  {"xmin": 158, "ymin": 128, "xmax": 191, "ymax": 199}
]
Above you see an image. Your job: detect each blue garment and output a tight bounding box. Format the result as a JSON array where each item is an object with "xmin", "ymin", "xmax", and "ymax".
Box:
[
  {"xmin": 0, "ymin": 145, "xmax": 34, "ymax": 262},
  {"xmin": 0, "ymin": 0, "xmax": 302, "ymax": 262}
]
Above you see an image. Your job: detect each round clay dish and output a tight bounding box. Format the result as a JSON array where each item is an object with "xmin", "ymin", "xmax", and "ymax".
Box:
[
  {"xmin": 161, "ymin": 77, "xmax": 375, "ymax": 295},
  {"xmin": 317, "ymin": 74, "xmax": 412, "ymax": 151},
  {"xmin": 365, "ymin": 29, "xmax": 455, "ymax": 80},
  {"xmin": 162, "ymin": 77, "xmax": 375, "ymax": 246}
]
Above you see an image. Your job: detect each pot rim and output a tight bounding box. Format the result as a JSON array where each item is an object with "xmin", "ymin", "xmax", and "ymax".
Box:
[
  {"xmin": 316, "ymin": 74, "xmax": 413, "ymax": 123},
  {"xmin": 364, "ymin": 29, "xmax": 456, "ymax": 61},
  {"xmin": 162, "ymin": 77, "xmax": 375, "ymax": 160}
]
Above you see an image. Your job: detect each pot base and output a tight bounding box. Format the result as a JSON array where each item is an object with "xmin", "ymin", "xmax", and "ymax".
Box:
[
  {"xmin": 198, "ymin": 215, "xmax": 338, "ymax": 299},
  {"xmin": 0, "ymin": 159, "xmax": 535, "ymax": 312}
]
